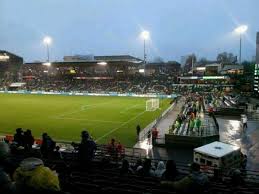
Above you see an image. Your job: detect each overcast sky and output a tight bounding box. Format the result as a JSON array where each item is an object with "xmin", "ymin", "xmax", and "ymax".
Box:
[{"xmin": 0, "ymin": 0, "xmax": 258, "ymax": 62}]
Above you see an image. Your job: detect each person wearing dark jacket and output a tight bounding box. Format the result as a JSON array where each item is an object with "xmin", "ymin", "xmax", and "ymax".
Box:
[
  {"xmin": 161, "ymin": 163, "xmax": 209, "ymax": 193},
  {"xmin": 14, "ymin": 128, "xmax": 24, "ymax": 147},
  {"xmin": 161, "ymin": 160, "xmax": 178, "ymax": 181},
  {"xmin": 78, "ymin": 131, "xmax": 97, "ymax": 163},
  {"xmin": 24, "ymin": 129, "xmax": 34, "ymax": 151},
  {"xmin": 40, "ymin": 133, "xmax": 55, "ymax": 158}
]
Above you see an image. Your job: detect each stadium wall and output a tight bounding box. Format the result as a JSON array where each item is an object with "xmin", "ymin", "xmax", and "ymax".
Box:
[{"xmin": 0, "ymin": 90, "xmax": 177, "ymax": 98}]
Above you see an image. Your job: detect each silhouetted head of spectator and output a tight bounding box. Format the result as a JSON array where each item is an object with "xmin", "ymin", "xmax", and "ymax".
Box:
[
  {"xmin": 26, "ymin": 129, "xmax": 32, "ymax": 136},
  {"xmin": 81, "ymin": 130, "xmax": 89, "ymax": 140},
  {"xmin": 166, "ymin": 160, "xmax": 177, "ymax": 173},
  {"xmin": 120, "ymin": 159, "xmax": 130, "ymax": 175},
  {"xmin": 143, "ymin": 158, "xmax": 152, "ymax": 171},
  {"xmin": 42, "ymin": 133, "xmax": 48, "ymax": 139},
  {"xmin": 55, "ymin": 146, "xmax": 60, "ymax": 151},
  {"xmin": 16, "ymin": 128, "xmax": 23, "ymax": 134},
  {"xmin": 230, "ymin": 169, "xmax": 244, "ymax": 185},
  {"xmin": 190, "ymin": 162, "xmax": 200, "ymax": 172},
  {"xmin": 0, "ymin": 142, "xmax": 10, "ymax": 162},
  {"xmin": 134, "ymin": 158, "xmax": 142, "ymax": 170},
  {"xmin": 111, "ymin": 138, "xmax": 115, "ymax": 144},
  {"xmin": 122, "ymin": 159, "xmax": 129, "ymax": 169},
  {"xmin": 162, "ymin": 160, "xmax": 178, "ymax": 181}
]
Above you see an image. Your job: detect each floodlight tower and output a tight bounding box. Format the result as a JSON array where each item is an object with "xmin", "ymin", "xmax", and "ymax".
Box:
[
  {"xmin": 43, "ymin": 36, "xmax": 52, "ymax": 62},
  {"xmin": 234, "ymin": 25, "xmax": 248, "ymax": 65},
  {"xmin": 140, "ymin": 30, "xmax": 150, "ymax": 74}
]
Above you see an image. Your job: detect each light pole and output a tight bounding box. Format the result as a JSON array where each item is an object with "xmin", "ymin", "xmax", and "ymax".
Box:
[
  {"xmin": 43, "ymin": 36, "xmax": 52, "ymax": 62},
  {"xmin": 234, "ymin": 25, "xmax": 248, "ymax": 65},
  {"xmin": 140, "ymin": 30, "xmax": 150, "ymax": 74}
]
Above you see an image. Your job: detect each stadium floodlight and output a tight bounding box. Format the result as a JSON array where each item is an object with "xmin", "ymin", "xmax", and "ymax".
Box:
[
  {"xmin": 140, "ymin": 30, "xmax": 150, "ymax": 75},
  {"xmin": 43, "ymin": 36, "xmax": 52, "ymax": 62},
  {"xmin": 97, "ymin": 61, "xmax": 107, "ymax": 66},
  {"xmin": 234, "ymin": 25, "xmax": 248, "ymax": 34},
  {"xmin": 141, "ymin": 30, "xmax": 150, "ymax": 40},
  {"xmin": 43, "ymin": 62, "xmax": 51, "ymax": 66},
  {"xmin": 234, "ymin": 25, "xmax": 248, "ymax": 65}
]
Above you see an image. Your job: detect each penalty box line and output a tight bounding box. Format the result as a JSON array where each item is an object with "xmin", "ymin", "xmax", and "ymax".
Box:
[
  {"xmin": 96, "ymin": 110, "xmax": 146, "ymax": 142},
  {"xmin": 56, "ymin": 101, "xmax": 111, "ymax": 118},
  {"xmin": 53, "ymin": 117, "xmax": 125, "ymax": 124}
]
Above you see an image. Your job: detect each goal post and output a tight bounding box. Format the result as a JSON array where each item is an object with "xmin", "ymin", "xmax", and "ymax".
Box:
[{"xmin": 146, "ymin": 98, "xmax": 159, "ymax": 111}]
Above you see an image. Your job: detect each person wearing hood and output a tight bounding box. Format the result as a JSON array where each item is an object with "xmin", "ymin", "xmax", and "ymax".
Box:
[
  {"xmin": 154, "ymin": 161, "xmax": 166, "ymax": 178},
  {"xmin": 161, "ymin": 162, "xmax": 209, "ymax": 193},
  {"xmin": 0, "ymin": 142, "xmax": 16, "ymax": 193},
  {"xmin": 13, "ymin": 157, "xmax": 60, "ymax": 193},
  {"xmin": 161, "ymin": 160, "xmax": 178, "ymax": 181}
]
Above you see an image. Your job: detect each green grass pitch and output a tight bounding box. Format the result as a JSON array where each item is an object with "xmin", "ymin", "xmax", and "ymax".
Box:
[{"xmin": 0, "ymin": 93, "xmax": 171, "ymax": 146}]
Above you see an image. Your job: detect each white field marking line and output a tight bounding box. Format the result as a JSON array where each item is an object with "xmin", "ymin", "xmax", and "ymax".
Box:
[
  {"xmin": 56, "ymin": 101, "xmax": 111, "ymax": 118},
  {"xmin": 96, "ymin": 110, "xmax": 146, "ymax": 142},
  {"xmin": 119, "ymin": 104, "xmax": 143, "ymax": 113},
  {"xmin": 53, "ymin": 117, "xmax": 125, "ymax": 124}
]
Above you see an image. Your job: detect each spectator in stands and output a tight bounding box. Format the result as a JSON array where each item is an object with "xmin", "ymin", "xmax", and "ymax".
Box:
[
  {"xmin": 195, "ymin": 117, "xmax": 202, "ymax": 134},
  {"xmin": 13, "ymin": 128, "xmax": 24, "ymax": 147},
  {"xmin": 120, "ymin": 159, "xmax": 133, "ymax": 176},
  {"xmin": 136, "ymin": 158, "xmax": 155, "ymax": 177},
  {"xmin": 40, "ymin": 133, "xmax": 56, "ymax": 158},
  {"xmin": 229, "ymin": 168, "xmax": 244, "ymax": 186},
  {"xmin": 154, "ymin": 161, "xmax": 166, "ymax": 178},
  {"xmin": 0, "ymin": 142, "xmax": 17, "ymax": 177},
  {"xmin": 107, "ymin": 138, "xmax": 118, "ymax": 159},
  {"xmin": 0, "ymin": 169, "xmax": 16, "ymax": 193},
  {"xmin": 52, "ymin": 146, "xmax": 63, "ymax": 160},
  {"xmin": 13, "ymin": 157, "xmax": 60, "ymax": 193},
  {"xmin": 189, "ymin": 118, "xmax": 195, "ymax": 133},
  {"xmin": 78, "ymin": 130, "xmax": 97, "ymax": 163},
  {"xmin": 161, "ymin": 162, "xmax": 209, "ymax": 193},
  {"xmin": 116, "ymin": 142, "xmax": 125, "ymax": 159},
  {"xmin": 24, "ymin": 129, "xmax": 34, "ymax": 151},
  {"xmin": 132, "ymin": 158, "xmax": 142, "ymax": 172},
  {"xmin": 161, "ymin": 160, "xmax": 178, "ymax": 181},
  {"xmin": 174, "ymin": 120, "xmax": 180, "ymax": 130},
  {"xmin": 240, "ymin": 153, "xmax": 247, "ymax": 170}
]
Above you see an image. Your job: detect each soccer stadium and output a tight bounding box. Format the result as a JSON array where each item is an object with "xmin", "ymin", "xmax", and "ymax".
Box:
[{"xmin": 0, "ymin": 1, "xmax": 259, "ymax": 194}]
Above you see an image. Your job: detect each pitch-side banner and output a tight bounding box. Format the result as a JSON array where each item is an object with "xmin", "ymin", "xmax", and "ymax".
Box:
[{"xmin": 0, "ymin": 90, "xmax": 177, "ymax": 98}]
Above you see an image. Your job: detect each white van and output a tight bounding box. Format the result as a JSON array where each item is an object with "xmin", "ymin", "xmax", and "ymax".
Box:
[{"xmin": 193, "ymin": 141, "xmax": 241, "ymax": 172}]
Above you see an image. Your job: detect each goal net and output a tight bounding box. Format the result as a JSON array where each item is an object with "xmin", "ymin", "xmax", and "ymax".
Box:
[{"xmin": 146, "ymin": 98, "xmax": 159, "ymax": 111}]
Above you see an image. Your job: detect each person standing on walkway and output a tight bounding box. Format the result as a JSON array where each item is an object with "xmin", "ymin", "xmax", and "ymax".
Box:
[
  {"xmin": 136, "ymin": 125, "xmax": 141, "ymax": 141},
  {"xmin": 241, "ymin": 114, "xmax": 248, "ymax": 131}
]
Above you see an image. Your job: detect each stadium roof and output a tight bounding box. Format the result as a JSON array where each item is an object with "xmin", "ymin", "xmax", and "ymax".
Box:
[
  {"xmin": 26, "ymin": 55, "xmax": 143, "ymax": 65},
  {"xmin": 221, "ymin": 65, "xmax": 244, "ymax": 71},
  {"xmin": 94, "ymin": 55, "xmax": 142, "ymax": 62},
  {"xmin": 63, "ymin": 54, "xmax": 142, "ymax": 63},
  {"xmin": 0, "ymin": 50, "xmax": 23, "ymax": 59},
  {"xmin": 0, "ymin": 50, "xmax": 23, "ymax": 62}
]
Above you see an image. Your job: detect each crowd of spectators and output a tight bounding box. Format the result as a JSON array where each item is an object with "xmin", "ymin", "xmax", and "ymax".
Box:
[
  {"xmin": 0, "ymin": 126, "xmax": 255, "ymax": 194},
  {"xmin": 172, "ymin": 94, "xmax": 203, "ymax": 135}
]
